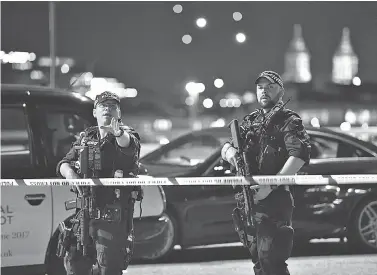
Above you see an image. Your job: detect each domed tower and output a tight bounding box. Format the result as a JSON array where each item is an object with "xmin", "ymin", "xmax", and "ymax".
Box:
[
  {"xmin": 332, "ymin": 27, "xmax": 359, "ymax": 85},
  {"xmin": 283, "ymin": 24, "xmax": 312, "ymax": 83}
]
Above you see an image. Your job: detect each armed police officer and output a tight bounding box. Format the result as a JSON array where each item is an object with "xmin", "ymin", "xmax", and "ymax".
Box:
[
  {"xmin": 221, "ymin": 71, "xmax": 311, "ymax": 275},
  {"xmin": 56, "ymin": 91, "xmax": 142, "ymax": 275}
]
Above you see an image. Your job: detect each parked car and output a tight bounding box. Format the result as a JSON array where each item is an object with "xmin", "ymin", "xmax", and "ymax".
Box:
[
  {"xmin": 0, "ymin": 84, "xmax": 174, "ymax": 275},
  {"xmin": 140, "ymin": 125, "xmax": 377, "ymax": 255}
]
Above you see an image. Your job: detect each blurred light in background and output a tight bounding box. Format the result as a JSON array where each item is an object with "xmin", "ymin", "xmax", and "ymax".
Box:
[
  {"xmin": 182, "ymin": 34, "xmax": 192, "ymax": 44},
  {"xmin": 90, "ymin": 77, "xmax": 108, "ymax": 91},
  {"xmin": 61, "ymin": 64, "xmax": 70, "ymax": 74},
  {"xmin": 30, "ymin": 70, "xmax": 44, "ymax": 80},
  {"xmin": 358, "ymin": 109, "xmax": 370, "ymax": 124},
  {"xmin": 361, "ymin": 123, "xmax": 369, "ymax": 129},
  {"xmin": 340, "ymin": 122, "xmax": 352, "ymax": 131},
  {"xmin": 345, "ymin": 110, "xmax": 357, "ymax": 124},
  {"xmin": 173, "ymin": 4, "xmax": 183, "ymax": 14},
  {"xmin": 310, "ymin": 117, "xmax": 320, "ymax": 128},
  {"xmin": 196, "ymin": 18, "xmax": 207, "ymax": 28},
  {"xmin": 219, "ymin": 98, "xmax": 227, "ymax": 108},
  {"xmin": 210, "ymin": 118, "xmax": 226, "ymax": 128},
  {"xmin": 226, "ymin": 99, "xmax": 234, "ymax": 108},
  {"xmin": 233, "ymin": 98, "xmax": 242, "ymax": 107},
  {"xmin": 352, "ymin": 76, "xmax": 361, "ymax": 86},
  {"xmin": 124, "ymin": 88, "xmax": 138, "ymax": 98},
  {"xmin": 153, "ymin": 119, "xmax": 172, "ymax": 131},
  {"xmin": 214, "ymin": 78, "xmax": 224, "ymax": 88},
  {"xmin": 203, "ymin": 98, "xmax": 214, "ymax": 108},
  {"xmin": 86, "ymin": 77, "xmax": 136, "ymax": 99},
  {"xmin": 0, "ymin": 51, "xmax": 32, "ymax": 64},
  {"xmin": 29, "ymin": 52, "xmax": 36, "ymax": 61},
  {"xmin": 236, "ymin": 33, "xmax": 246, "ymax": 43},
  {"xmin": 223, "ymin": 98, "xmax": 242, "ymax": 108},
  {"xmin": 233, "ymin": 12, "xmax": 243, "ymax": 21},
  {"xmin": 185, "ymin": 96, "xmax": 195, "ymax": 106},
  {"xmin": 185, "ymin": 82, "xmax": 205, "ymax": 96},
  {"xmin": 84, "ymin": 72, "xmax": 94, "ymax": 85},
  {"xmin": 243, "ymin": 91, "xmax": 256, "ymax": 103},
  {"xmin": 38, "ymin": 56, "xmax": 75, "ymax": 67},
  {"xmin": 159, "ymin": 137, "xmax": 170, "ymax": 145},
  {"xmin": 12, "ymin": 62, "xmax": 32, "ymax": 70},
  {"xmin": 193, "ymin": 121, "xmax": 203, "ymax": 130}
]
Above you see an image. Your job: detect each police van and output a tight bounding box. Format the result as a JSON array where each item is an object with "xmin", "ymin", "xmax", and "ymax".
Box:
[{"xmin": 1, "ymin": 84, "xmax": 173, "ymax": 275}]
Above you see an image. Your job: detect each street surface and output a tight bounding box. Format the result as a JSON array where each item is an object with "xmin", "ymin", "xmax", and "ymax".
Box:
[{"xmin": 128, "ymin": 242, "xmax": 377, "ymax": 275}]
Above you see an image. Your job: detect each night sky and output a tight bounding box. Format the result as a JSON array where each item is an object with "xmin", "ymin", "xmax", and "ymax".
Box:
[{"xmin": 2, "ymin": 1, "xmax": 377, "ymax": 102}]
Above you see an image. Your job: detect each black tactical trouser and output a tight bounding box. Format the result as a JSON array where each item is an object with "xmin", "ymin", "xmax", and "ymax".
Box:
[
  {"xmin": 249, "ymin": 188, "xmax": 294, "ymax": 275},
  {"xmin": 64, "ymin": 203, "xmax": 134, "ymax": 275}
]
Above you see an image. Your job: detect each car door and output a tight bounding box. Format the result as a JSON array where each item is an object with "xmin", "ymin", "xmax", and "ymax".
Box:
[
  {"xmin": 291, "ymin": 133, "xmax": 377, "ymax": 234},
  {"xmin": 1, "ymin": 186, "xmax": 53, "ymax": 268},
  {"xmin": 1, "ymin": 105, "xmax": 36, "ymax": 179},
  {"xmin": 176, "ymin": 155, "xmax": 238, "ymax": 246}
]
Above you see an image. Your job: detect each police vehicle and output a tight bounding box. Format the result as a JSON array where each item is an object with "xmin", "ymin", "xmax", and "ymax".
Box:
[{"xmin": 1, "ymin": 84, "xmax": 173, "ymax": 275}]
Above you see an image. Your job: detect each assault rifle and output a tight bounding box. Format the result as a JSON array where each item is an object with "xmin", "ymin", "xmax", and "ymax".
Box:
[
  {"xmin": 56, "ymin": 145, "xmax": 92, "ymax": 258},
  {"xmin": 71, "ymin": 145, "xmax": 91, "ymax": 257},
  {"xmin": 228, "ymin": 119, "xmax": 255, "ymax": 247}
]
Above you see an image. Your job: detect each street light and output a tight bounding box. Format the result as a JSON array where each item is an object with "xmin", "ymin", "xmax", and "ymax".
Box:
[{"xmin": 49, "ymin": 1, "xmax": 56, "ymax": 88}]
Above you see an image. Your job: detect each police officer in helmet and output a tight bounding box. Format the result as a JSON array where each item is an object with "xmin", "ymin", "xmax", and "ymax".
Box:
[
  {"xmin": 57, "ymin": 91, "xmax": 142, "ymax": 275},
  {"xmin": 222, "ymin": 71, "xmax": 311, "ymax": 275}
]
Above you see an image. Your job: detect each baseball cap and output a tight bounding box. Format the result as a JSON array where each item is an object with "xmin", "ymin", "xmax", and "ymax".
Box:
[
  {"xmin": 94, "ymin": 91, "xmax": 120, "ymax": 107},
  {"xmin": 255, "ymin": 70, "xmax": 284, "ymax": 89}
]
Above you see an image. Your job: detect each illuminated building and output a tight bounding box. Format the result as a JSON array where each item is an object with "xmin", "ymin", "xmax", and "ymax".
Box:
[
  {"xmin": 283, "ymin": 24, "xmax": 312, "ymax": 83},
  {"xmin": 332, "ymin": 27, "xmax": 359, "ymax": 85}
]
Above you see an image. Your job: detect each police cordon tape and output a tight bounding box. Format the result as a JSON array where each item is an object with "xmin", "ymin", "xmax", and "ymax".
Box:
[{"xmin": 1, "ymin": 174, "xmax": 377, "ymax": 186}]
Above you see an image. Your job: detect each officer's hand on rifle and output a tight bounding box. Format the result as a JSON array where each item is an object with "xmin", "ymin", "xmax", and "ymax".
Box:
[
  {"xmin": 66, "ymin": 170, "xmax": 81, "ymax": 179},
  {"xmin": 60, "ymin": 163, "xmax": 81, "ymax": 179},
  {"xmin": 221, "ymin": 143, "xmax": 239, "ymax": 171}
]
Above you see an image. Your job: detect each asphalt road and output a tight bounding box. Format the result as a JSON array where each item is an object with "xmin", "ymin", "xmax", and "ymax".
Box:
[{"xmin": 127, "ymin": 242, "xmax": 377, "ymax": 275}]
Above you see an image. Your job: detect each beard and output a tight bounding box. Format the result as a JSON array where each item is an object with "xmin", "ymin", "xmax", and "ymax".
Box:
[{"xmin": 259, "ymin": 98, "xmax": 277, "ymax": 109}]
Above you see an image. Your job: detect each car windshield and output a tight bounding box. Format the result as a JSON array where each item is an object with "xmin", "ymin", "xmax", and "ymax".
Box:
[{"xmin": 147, "ymin": 133, "xmax": 228, "ymax": 167}]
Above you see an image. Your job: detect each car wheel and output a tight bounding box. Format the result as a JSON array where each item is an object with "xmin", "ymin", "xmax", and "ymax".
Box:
[
  {"xmin": 347, "ymin": 196, "xmax": 377, "ymax": 252},
  {"xmin": 138, "ymin": 211, "xmax": 178, "ymax": 262}
]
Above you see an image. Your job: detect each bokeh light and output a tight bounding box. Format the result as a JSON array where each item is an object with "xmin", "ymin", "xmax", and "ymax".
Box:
[
  {"xmin": 173, "ymin": 4, "xmax": 183, "ymax": 14},
  {"xmin": 236, "ymin": 32, "xmax": 246, "ymax": 43},
  {"xmin": 196, "ymin": 18, "xmax": 207, "ymax": 28},
  {"xmin": 203, "ymin": 98, "xmax": 214, "ymax": 108},
  {"xmin": 214, "ymin": 78, "xmax": 224, "ymax": 88},
  {"xmin": 233, "ymin": 12, "xmax": 243, "ymax": 21},
  {"xmin": 352, "ymin": 76, "xmax": 361, "ymax": 86},
  {"xmin": 61, "ymin": 64, "xmax": 70, "ymax": 74},
  {"xmin": 182, "ymin": 34, "xmax": 192, "ymax": 44}
]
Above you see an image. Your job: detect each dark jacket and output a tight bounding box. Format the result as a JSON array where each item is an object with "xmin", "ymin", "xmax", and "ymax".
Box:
[
  {"xmin": 56, "ymin": 125, "xmax": 141, "ymax": 208},
  {"xmin": 233, "ymin": 108, "xmax": 311, "ymax": 175}
]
